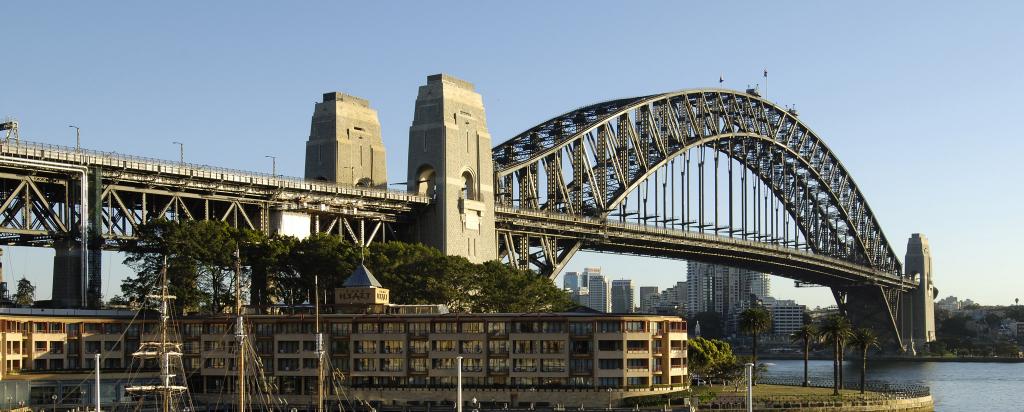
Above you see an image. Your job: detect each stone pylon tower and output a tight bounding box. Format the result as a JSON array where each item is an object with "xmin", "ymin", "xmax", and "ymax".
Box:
[
  {"xmin": 901, "ymin": 233, "xmax": 937, "ymax": 351},
  {"xmin": 304, "ymin": 92, "xmax": 387, "ymax": 187},
  {"xmin": 407, "ymin": 74, "xmax": 496, "ymax": 263}
]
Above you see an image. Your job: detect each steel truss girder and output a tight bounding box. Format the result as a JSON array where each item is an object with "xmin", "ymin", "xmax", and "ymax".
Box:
[{"xmin": 494, "ymin": 89, "xmax": 902, "ymax": 277}]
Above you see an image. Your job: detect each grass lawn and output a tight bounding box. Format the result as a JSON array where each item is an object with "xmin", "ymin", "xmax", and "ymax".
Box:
[{"xmin": 699, "ymin": 383, "xmax": 866, "ymax": 397}]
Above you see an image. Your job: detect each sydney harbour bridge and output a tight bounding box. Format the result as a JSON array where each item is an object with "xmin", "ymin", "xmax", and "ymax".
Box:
[{"xmin": 0, "ymin": 74, "xmax": 933, "ymax": 348}]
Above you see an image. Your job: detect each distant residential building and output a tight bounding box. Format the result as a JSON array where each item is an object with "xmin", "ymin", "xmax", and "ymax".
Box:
[
  {"xmin": 763, "ymin": 297, "xmax": 806, "ymax": 336},
  {"xmin": 639, "ymin": 287, "xmax": 660, "ymax": 313},
  {"xmin": 611, "ymin": 279, "xmax": 635, "ymax": 313},
  {"xmin": 936, "ymin": 296, "xmax": 960, "ymax": 312},
  {"xmin": 685, "ymin": 262, "xmax": 771, "ymax": 335},
  {"xmin": 563, "ymin": 268, "xmax": 609, "ymax": 312}
]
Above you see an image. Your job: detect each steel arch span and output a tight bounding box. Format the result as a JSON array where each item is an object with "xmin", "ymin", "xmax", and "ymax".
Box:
[{"xmin": 492, "ymin": 88, "xmax": 916, "ymax": 346}]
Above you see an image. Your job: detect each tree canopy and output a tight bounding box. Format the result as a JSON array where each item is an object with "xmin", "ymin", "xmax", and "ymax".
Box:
[
  {"xmin": 14, "ymin": 277, "xmax": 34, "ymax": 306},
  {"xmin": 118, "ymin": 220, "xmax": 573, "ymax": 315},
  {"xmin": 687, "ymin": 337, "xmax": 738, "ymax": 378}
]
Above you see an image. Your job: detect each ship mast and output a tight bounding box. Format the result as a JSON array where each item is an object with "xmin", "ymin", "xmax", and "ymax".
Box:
[
  {"xmin": 315, "ymin": 275, "xmax": 325, "ymax": 412},
  {"xmin": 126, "ymin": 257, "xmax": 187, "ymax": 412},
  {"xmin": 234, "ymin": 249, "xmax": 246, "ymax": 412}
]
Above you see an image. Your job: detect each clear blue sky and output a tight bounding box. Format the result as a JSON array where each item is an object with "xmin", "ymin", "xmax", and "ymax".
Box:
[{"xmin": 2, "ymin": 1, "xmax": 1021, "ymax": 308}]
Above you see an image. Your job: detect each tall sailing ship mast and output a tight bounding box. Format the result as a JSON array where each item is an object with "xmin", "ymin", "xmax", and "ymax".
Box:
[{"xmin": 124, "ymin": 257, "xmax": 190, "ymax": 412}]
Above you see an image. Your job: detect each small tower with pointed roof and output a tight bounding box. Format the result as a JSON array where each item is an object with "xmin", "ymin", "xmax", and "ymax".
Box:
[{"xmin": 335, "ymin": 263, "xmax": 390, "ymax": 311}]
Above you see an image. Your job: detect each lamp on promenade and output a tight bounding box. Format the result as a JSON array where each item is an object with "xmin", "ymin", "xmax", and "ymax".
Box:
[
  {"xmin": 172, "ymin": 141, "xmax": 184, "ymax": 164},
  {"xmin": 745, "ymin": 362, "xmax": 754, "ymax": 412},
  {"xmin": 69, "ymin": 125, "xmax": 80, "ymax": 152}
]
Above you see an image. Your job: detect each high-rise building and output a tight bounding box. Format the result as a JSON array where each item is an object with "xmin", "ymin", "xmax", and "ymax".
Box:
[
  {"xmin": 685, "ymin": 262, "xmax": 771, "ymax": 335},
  {"xmin": 584, "ymin": 268, "xmax": 609, "ymax": 313},
  {"xmin": 563, "ymin": 268, "xmax": 609, "ymax": 312},
  {"xmin": 638, "ymin": 287, "xmax": 660, "ymax": 313},
  {"xmin": 611, "ymin": 279, "xmax": 635, "ymax": 313},
  {"xmin": 763, "ymin": 297, "xmax": 806, "ymax": 337}
]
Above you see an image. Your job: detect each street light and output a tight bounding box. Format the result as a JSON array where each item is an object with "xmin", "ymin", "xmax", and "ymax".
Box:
[
  {"xmin": 51, "ymin": 393, "xmax": 58, "ymax": 411},
  {"xmin": 68, "ymin": 125, "xmax": 80, "ymax": 151},
  {"xmin": 745, "ymin": 362, "xmax": 754, "ymax": 412},
  {"xmin": 265, "ymin": 155, "xmax": 277, "ymax": 177},
  {"xmin": 172, "ymin": 141, "xmax": 184, "ymax": 164}
]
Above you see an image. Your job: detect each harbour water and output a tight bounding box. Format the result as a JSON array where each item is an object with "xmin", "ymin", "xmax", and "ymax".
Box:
[{"xmin": 762, "ymin": 359, "xmax": 1024, "ymax": 411}]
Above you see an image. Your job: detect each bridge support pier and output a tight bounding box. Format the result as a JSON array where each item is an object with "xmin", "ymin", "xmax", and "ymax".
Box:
[{"xmin": 834, "ymin": 285, "xmax": 904, "ymax": 349}]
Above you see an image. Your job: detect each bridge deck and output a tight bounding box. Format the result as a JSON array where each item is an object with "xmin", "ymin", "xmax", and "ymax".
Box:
[{"xmin": 495, "ymin": 206, "xmax": 915, "ymax": 290}]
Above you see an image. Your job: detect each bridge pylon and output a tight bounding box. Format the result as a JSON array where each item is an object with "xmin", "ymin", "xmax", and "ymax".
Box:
[{"xmin": 406, "ymin": 74, "xmax": 496, "ymax": 263}]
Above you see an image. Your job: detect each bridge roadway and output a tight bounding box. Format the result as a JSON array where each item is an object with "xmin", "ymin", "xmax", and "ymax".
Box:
[
  {"xmin": 494, "ymin": 206, "xmax": 916, "ymax": 291},
  {"xmin": 0, "ymin": 139, "xmax": 913, "ymax": 291}
]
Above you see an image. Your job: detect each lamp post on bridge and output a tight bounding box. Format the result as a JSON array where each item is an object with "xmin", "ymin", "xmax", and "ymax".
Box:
[
  {"xmin": 172, "ymin": 141, "xmax": 184, "ymax": 165},
  {"xmin": 265, "ymin": 155, "xmax": 277, "ymax": 177},
  {"xmin": 68, "ymin": 125, "xmax": 80, "ymax": 152}
]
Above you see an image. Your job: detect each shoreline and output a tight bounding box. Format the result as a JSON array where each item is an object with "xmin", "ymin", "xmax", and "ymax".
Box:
[{"xmin": 760, "ymin": 354, "xmax": 1024, "ymax": 363}]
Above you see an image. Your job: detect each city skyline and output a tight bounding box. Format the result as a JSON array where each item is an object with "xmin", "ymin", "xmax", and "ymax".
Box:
[{"xmin": 2, "ymin": 2, "xmax": 1023, "ymax": 308}]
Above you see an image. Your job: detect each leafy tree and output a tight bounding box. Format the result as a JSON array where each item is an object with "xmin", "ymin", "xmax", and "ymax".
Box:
[
  {"xmin": 687, "ymin": 337, "xmax": 737, "ymax": 381},
  {"xmin": 120, "ymin": 219, "xmax": 249, "ymax": 315},
  {"xmin": 14, "ymin": 277, "xmax": 35, "ymax": 306},
  {"xmin": 819, "ymin": 315, "xmax": 853, "ymax": 394},
  {"xmin": 738, "ymin": 307, "xmax": 772, "ymax": 383},
  {"xmin": 790, "ymin": 324, "xmax": 819, "ymax": 387},
  {"xmin": 469, "ymin": 261, "xmax": 574, "ymax": 313},
  {"xmin": 849, "ymin": 328, "xmax": 879, "ymax": 394},
  {"xmin": 106, "ymin": 295, "xmax": 132, "ymax": 307}
]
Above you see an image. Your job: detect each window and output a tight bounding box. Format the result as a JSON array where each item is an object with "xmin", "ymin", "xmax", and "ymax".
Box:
[
  {"xmin": 627, "ymin": 377, "xmax": 649, "ymax": 386},
  {"xmin": 49, "ymin": 323, "xmax": 64, "ymax": 333},
  {"xmin": 205, "ymin": 358, "xmax": 227, "ymax": 369},
  {"xmin": 433, "ymin": 322, "xmax": 457, "ymax": 333},
  {"xmin": 512, "ymin": 358, "xmax": 537, "ymax": 372},
  {"xmin": 570, "ymin": 359, "xmax": 593, "ymax": 373},
  {"xmin": 356, "ymin": 323, "xmax": 377, "ymax": 333},
  {"xmin": 432, "ymin": 358, "xmax": 455, "ymax": 370},
  {"xmin": 409, "ymin": 358, "xmax": 428, "ymax": 372},
  {"xmin": 462, "ymin": 358, "xmax": 483, "ymax": 372},
  {"xmin": 302, "ymin": 358, "xmax": 318, "ymax": 369},
  {"xmin": 626, "ymin": 358, "xmax": 649, "ymax": 370},
  {"xmin": 330, "ymin": 340, "xmax": 349, "ymax": 354},
  {"xmin": 278, "ymin": 358, "xmax": 299, "ymax": 371},
  {"xmin": 381, "ymin": 323, "xmax": 405, "ymax": 333},
  {"xmin": 204, "ymin": 323, "xmax": 226, "ymax": 334},
  {"xmin": 67, "ymin": 323, "xmax": 80, "ymax": 336},
  {"xmin": 626, "ymin": 340, "xmax": 648, "ymax": 353},
  {"xmin": 460, "ymin": 171, "xmax": 476, "ymax": 200},
  {"xmin": 408, "ymin": 323, "xmax": 429, "ymax": 336},
  {"xmin": 598, "ymin": 377, "xmax": 623, "ymax": 387},
  {"xmin": 513, "ymin": 340, "xmax": 535, "ymax": 354},
  {"xmin": 488, "ymin": 358, "xmax": 508, "ymax": 372},
  {"xmin": 380, "ymin": 358, "xmax": 404, "ymax": 372},
  {"xmin": 329, "ymin": 322, "xmax": 351, "ymax": 336},
  {"xmin": 461, "ymin": 322, "xmax": 484, "ymax": 333},
  {"xmin": 103, "ymin": 341, "xmax": 121, "ymax": 352},
  {"xmin": 84, "ymin": 323, "xmax": 100, "ymax": 333},
  {"xmin": 354, "ymin": 341, "xmax": 376, "ymax": 354},
  {"xmin": 539, "ymin": 340, "xmax": 565, "ymax": 354},
  {"xmin": 488, "ymin": 340, "xmax": 508, "ymax": 355},
  {"xmin": 103, "ymin": 358, "xmax": 121, "ymax": 369},
  {"xmin": 625, "ymin": 321, "xmax": 646, "ymax": 332},
  {"xmin": 432, "ymin": 340, "xmax": 455, "ymax": 352},
  {"xmin": 670, "ymin": 340, "xmax": 683, "ymax": 350},
  {"xmin": 278, "ymin": 341, "xmax": 299, "ymax": 354},
  {"xmin": 34, "ymin": 323, "xmax": 47, "ymax": 333},
  {"xmin": 598, "ymin": 321, "xmax": 621, "ymax": 333},
  {"xmin": 34, "ymin": 341, "xmax": 46, "ymax": 352},
  {"xmin": 598, "ymin": 359, "xmax": 623, "ymax": 370},
  {"xmin": 487, "ymin": 321, "xmax": 508, "ymax": 336},
  {"xmin": 381, "ymin": 340, "xmax": 404, "ymax": 354},
  {"xmin": 85, "ymin": 341, "xmax": 101, "ymax": 354},
  {"xmin": 302, "ymin": 341, "xmax": 316, "ymax": 352},
  {"xmin": 50, "ymin": 341, "xmax": 63, "ymax": 354},
  {"xmin": 541, "ymin": 359, "xmax": 566, "ymax": 372},
  {"xmin": 571, "ymin": 340, "xmax": 591, "ymax": 355},
  {"xmin": 254, "ymin": 323, "xmax": 274, "ymax": 337},
  {"xmin": 409, "ymin": 340, "xmax": 429, "ymax": 354},
  {"xmin": 460, "ymin": 340, "xmax": 483, "ymax": 354},
  {"xmin": 356, "ymin": 358, "xmax": 376, "ymax": 371},
  {"xmin": 569, "ymin": 322, "xmax": 593, "ymax": 335},
  {"xmin": 598, "ymin": 340, "xmax": 623, "ymax": 351}
]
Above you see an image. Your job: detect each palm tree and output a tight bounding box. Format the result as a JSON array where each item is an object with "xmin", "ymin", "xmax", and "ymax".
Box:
[
  {"xmin": 818, "ymin": 315, "xmax": 852, "ymax": 395},
  {"xmin": 790, "ymin": 324, "xmax": 818, "ymax": 387},
  {"xmin": 738, "ymin": 307, "xmax": 772, "ymax": 384},
  {"xmin": 849, "ymin": 328, "xmax": 880, "ymax": 394}
]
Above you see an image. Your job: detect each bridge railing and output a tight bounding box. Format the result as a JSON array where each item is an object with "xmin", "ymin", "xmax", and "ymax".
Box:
[
  {"xmin": 0, "ymin": 139, "xmax": 430, "ymax": 203},
  {"xmin": 495, "ymin": 205, "xmax": 905, "ymax": 281}
]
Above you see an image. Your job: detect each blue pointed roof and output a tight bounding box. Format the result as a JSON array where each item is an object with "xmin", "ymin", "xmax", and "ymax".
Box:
[{"xmin": 343, "ymin": 264, "xmax": 382, "ymax": 288}]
